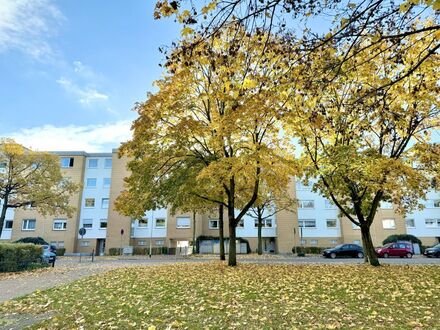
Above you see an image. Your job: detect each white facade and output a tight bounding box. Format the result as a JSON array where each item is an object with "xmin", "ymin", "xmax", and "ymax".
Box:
[
  {"xmin": 236, "ymin": 211, "xmax": 277, "ymax": 238},
  {"xmin": 78, "ymin": 155, "xmax": 113, "ymax": 240},
  {"xmin": 296, "ymin": 181, "xmax": 341, "ymax": 238},
  {"xmin": 406, "ymin": 189, "xmax": 440, "ymax": 241},
  {"xmin": 131, "ymin": 208, "xmax": 168, "ymax": 238},
  {"xmin": 0, "ymin": 201, "xmax": 14, "ymax": 240}
]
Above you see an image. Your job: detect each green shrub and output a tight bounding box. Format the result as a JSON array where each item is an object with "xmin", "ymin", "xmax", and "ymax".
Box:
[
  {"xmin": 14, "ymin": 237, "xmax": 49, "ymax": 245},
  {"xmin": 0, "ymin": 243, "xmax": 42, "ymax": 272},
  {"xmin": 291, "ymin": 246, "xmax": 327, "ymax": 255},
  {"xmin": 57, "ymin": 248, "xmax": 66, "ymax": 256},
  {"xmin": 382, "ymin": 234, "xmax": 422, "ymax": 246},
  {"xmin": 109, "ymin": 248, "xmax": 122, "ymax": 256}
]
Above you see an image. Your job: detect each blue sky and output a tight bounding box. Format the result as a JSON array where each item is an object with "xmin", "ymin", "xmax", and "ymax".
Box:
[{"xmin": 0, "ymin": 0, "xmax": 181, "ymax": 151}]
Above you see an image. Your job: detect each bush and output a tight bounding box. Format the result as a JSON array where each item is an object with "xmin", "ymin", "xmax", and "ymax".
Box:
[
  {"xmin": 57, "ymin": 248, "xmax": 66, "ymax": 256},
  {"xmin": 291, "ymin": 246, "xmax": 327, "ymax": 255},
  {"xmin": 383, "ymin": 234, "xmax": 422, "ymax": 246},
  {"xmin": 14, "ymin": 237, "xmax": 49, "ymax": 245},
  {"xmin": 109, "ymin": 248, "xmax": 122, "ymax": 256},
  {"xmin": 0, "ymin": 243, "xmax": 42, "ymax": 272}
]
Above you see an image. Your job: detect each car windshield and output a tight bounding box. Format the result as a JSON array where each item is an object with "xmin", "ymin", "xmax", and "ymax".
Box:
[
  {"xmin": 383, "ymin": 243, "xmax": 393, "ymax": 248},
  {"xmin": 333, "ymin": 244, "xmax": 344, "ymax": 249},
  {"xmin": 432, "ymin": 244, "xmax": 440, "ymax": 249}
]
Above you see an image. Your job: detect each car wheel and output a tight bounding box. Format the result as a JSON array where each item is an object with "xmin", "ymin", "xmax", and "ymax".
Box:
[
  {"xmin": 330, "ymin": 252, "xmax": 337, "ymax": 259},
  {"xmin": 406, "ymin": 252, "xmax": 413, "ymax": 258},
  {"xmin": 383, "ymin": 253, "xmax": 389, "ymax": 258},
  {"xmin": 357, "ymin": 252, "xmax": 364, "ymax": 259}
]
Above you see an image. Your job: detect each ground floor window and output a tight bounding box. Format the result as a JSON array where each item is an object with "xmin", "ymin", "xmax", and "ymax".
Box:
[
  {"xmin": 209, "ymin": 219, "xmax": 219, "ymax": 229},
  {"xmin": 22, "ymin": 219, "xmax": 36, "ymax": 231}
]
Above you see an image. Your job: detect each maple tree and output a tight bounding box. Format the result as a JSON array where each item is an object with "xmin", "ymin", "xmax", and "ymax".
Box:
[
  {"xmin": 285, "ymin": 23, "xmax": 440, "ymax": 266},
  {"xmin": 154, "ymin": 0, "xmax": 439, "ymax": 94},
  {"xmin": 0, "ymin": 139, "xmax": 78, "ymax": 237},
  {"xmin": 116, "ymin": 26, "xmax": 297, "ymax": 266}
]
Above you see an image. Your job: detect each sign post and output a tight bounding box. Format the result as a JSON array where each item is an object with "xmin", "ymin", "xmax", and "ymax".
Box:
[
  {"xmin": 120, "ymin": 228, "xmax": 124, "ymax": 255},
  {"xmin": 78, "ymin": 227, "xmax": 86, "ymax": 262}
]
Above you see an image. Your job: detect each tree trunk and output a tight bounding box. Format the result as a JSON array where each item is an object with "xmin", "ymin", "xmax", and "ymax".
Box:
[
  {"xmin": 257, "ymin": 209, "xmax": 263, "ymax": 255},
  {"xmin": 0, "ymin": 197, "xmax": 8, "ymax": 238},
  {"xmin": 192, "ymin": 211, "xmax": 196, "ymax": 254},
  {"xmin": 218, "ymin": 204, "xmax": 225, "ymax": 261},
  {"xmin": 228, "ymin": 206, "xmax": 237, "ymax": 266},
  {"xmin": 361, "ymin": 224, "xmax": 380, "ymax": 266}
]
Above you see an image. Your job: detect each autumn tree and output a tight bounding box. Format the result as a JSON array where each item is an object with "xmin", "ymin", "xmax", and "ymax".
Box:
[
  {"xmin": 285, "ymin": 24, "xmax": 440, "ymax": 266},
  {"xmin": 116, "ymin": 27, "xmax": 296, "ymax": 266},
  {"xmin": 154, "ymin": 0, "xmax": 439, "ymax": 94},
  {"xmin": 0, "ymin": 139, "xmax": 78, "ymax": 237}
]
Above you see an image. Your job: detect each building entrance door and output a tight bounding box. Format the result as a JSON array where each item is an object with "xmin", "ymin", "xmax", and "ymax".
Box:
[{"xmin": 96, "ymin": 239, "xmax": 106, "ymax": 256}]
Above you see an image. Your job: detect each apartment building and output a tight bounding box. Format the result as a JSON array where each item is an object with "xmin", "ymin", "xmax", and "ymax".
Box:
[{"xmin": 1, "ymin": 149, "xmax": 439, "ymax": 253}]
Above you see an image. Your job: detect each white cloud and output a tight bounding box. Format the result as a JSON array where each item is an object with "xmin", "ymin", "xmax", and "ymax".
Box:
[
  {"xmin": 57, "ymin": 77, "xmax": 109, "ymax": 105},
  {"xmin": 0, "ymin": 0, "xmax": 64, "ymax": 59},
  {"xmin": 5, "ymin": 121, "xmax": 133, "ymax": 152}
]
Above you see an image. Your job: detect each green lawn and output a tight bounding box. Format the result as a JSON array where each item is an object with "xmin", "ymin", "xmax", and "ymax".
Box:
[{"xmin": 1, "ymin": 263, "xmax": 439, "ymax": 329}]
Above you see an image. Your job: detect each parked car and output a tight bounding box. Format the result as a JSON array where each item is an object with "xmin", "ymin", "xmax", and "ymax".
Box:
[
  {"xmin": 14, "ymin": 237, "xmax": 57, "ymax": 255},
  {"xmin": 41, "ymin": 245, "xmax": 56, "ymax": 265},
  {"xmin": 423, "ymin": 244, "xmax": 440, "ymax": 258},
  {"xmin": 375, "ymin": 242, "xmax": 413, "ymax": 258},
  {"xmin": 323, "ymin": 244, "xmax": 364, "ymax": 259}
]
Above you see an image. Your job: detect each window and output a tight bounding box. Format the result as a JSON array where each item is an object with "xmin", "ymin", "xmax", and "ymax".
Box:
[
  {"xmin": 209, "ymin": 219, "xmax": 219, "ymax": 229},
  {"xmin": 254, "ymin": 218, "xmax": 273, "ymax": 228},
  {"xmin": 380, "ymin": 201, "xmax": 393, "ymax": 209},
  {"xmin": 382, "ymin": 218, "xmax": 396, "ymax": 229},
  {"xmin": 82, "ymin": 219, "xmax": 93, "ymax": 229},
  {"xmin": 88, "ymin": 159, "xmax": 98, "ymax": 168},
  {"xmin": 4, "ymin": 220, "xmax": 13, "ymax": 229},
  {"xmin": 425, "ymin": 200, "xmax": 440, "ymax": 208},
  {"xmin": 405, "ymin": 218, "xmax": 415, "ymax": 228},
  {"xmin": 138, "ymin": 240, "xmax": 146, "ymax": 246},
  {"xmin": 176, "ymin": 217, "xmax": 190, "ymax": 229},
  {"xmin": 155, "ymin": 218, "xmax": 166, "ymax": 228},
  {"xmin": 60, "ymin": 157, "xmax": 74, "ymax": 168},
  {"xmin": 86, "ymin": 178, "xmax": 97, "ymax": 188},
  {"xmin": 85, "ymin": 198, "xmax": 95, "ymax": 208},
  {"xmin": 103, "ymin": 178, "xmax": 111, "ymax": 188},
  {"xmin": 100, "ymin": 219, "xmax": 107, "ymax": 229},
  {"xmin": 298, "ymin": 219, "xmax": 316, "ymax": 228},
  {"xmin": 101, "ymin": 198, "xmax": 109, "ymax": 209},
  {"xmin": 53, "ymin": 219, "xmax": 67, "ymax": 230},
  {"xmin": 326, "ymin": 219, "xmax": 337, "ymax": 228},
  {"xmin": 434, "ymin": 200, "xmax": 440, "ymax": 208},
  {"xmin": 81, "ymin": 241, "xmax": 90, "ymax": 247},
  {"xmin": 325, "ymin": 200, "xmax": 336, "ymax": 209},
  {"xmin": 300, "ymin": 239, "xmax": 307, "ymax": 245},
  {"xmin": 0, "ymin": 162, "xmax": 7, "ymax": 173},
  {"xmin": 330, "ymin": 239, "xmax": 338, "ymax": 245},
  {"xmin": 155, "ymin": 240, "xmax": 164, "ymax": 246},
  {"xmin": 425, "ymin": 219, "xmax": 440, "ymax": 228},
  {"xmin": 104, "ymin": 158, "xmax": 112, "ymax": 168},
  {"xmin": 22, "ymin": 219, "xmax": 36, "ymax": 230},
  {"xmin": 310, "ymin": 239, "xmax": 318, "ymax": 246},
  {"xmin": 138, "ymin": 217, "xmax": 148, "ymax": 227},
  {"xmin": 298, "ymin": 200, "xmax": 314, "ymax": 209},
  {"xmin": 237, "ymin": 219, "xmax": 244, "ymax": 227},
  {"xmin": 58, "ymin": 241, "xmax": 65, "ymax": 248}
]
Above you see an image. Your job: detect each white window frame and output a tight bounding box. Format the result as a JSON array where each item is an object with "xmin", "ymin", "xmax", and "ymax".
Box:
[
  {"xmin": 298, "ymin": 219, "xmax": 316, "ymax": 228},
  {"xmin": 310, "ymin": 239, "xmax": 318, "ymax": 246},
  {"xmin": 81, "ymin": 240, "xmax": 90, "ymax": 247},
  {"xmin": 86, "ymin": 178, "xmax": 97, "ymax": 188},
  {"xmin": 298, "ymin": 200, "xmax": 315, "ymax": 209},
  {"xmin": 104, "ymin": 158, "xmax": 112, "ymax": 168},
  {"xmin": 138, "ymin": 217, "xmax": 148, "ymax": 227},
  {"xmin": 138, "ymin": 240, "xmax": 146, "ymax": 246},
  {"xmin": 382, "ymin": 218, "xmax": 396, "ymax": 229},
  {"xmin": 209, "ymin": 219, "xmax": 219, "ymax": 229},
  {"xmin": 176, "ymin": 217, "xmax": 191, "ymax": 229},
  {"xmin": 155, "ymin": 239, "xmax": 164, "ymax": 246},
  {"xmin": 60, "ymin": 157, "xmax": 74, "ymax": 168},
  {"xmin": 300, "ymin": 239, "xmax": 307, "ymax": 245},
  {"xmin": 405, "ymin": 218, "xmax": 415, "ymax": 228},
  {"xmin": 101, "ymin": 198, "xmax": 109, "ymax": 209},
  {"xmin": 155, "ymin": 218, "xmax": 166, "ymax": 228},
  {"xmin": 103, "ymin": 178, "xmax": 111, "ymax": 188},
  {"xmin": 326, "ymin": 219, "xmax": 338, "ymax": 228},
  {"xmin": 88, "ymin": 159, "xmax": 98, "ymax": 168},
  {"xmin": 84, "ymin": 198, "xmax": 95, "ymax": 208},
  {"xmin": 330, "ymin": 239, "xmax": 338, "ymax": 245},
  {"xmin": 53, "ymin": 219, "xmax": 67, "ymax": 231},
  {"xmin": 254, "ymin": 218, "xmax": 273, "ymax": 228},
  {"xmin": 99, "ymin": 219, "xmax": 107, "ymax": 229},
  {"xmin": 82, "ymin": 219, "xmax": 93, "ymax": 229},
  {"xmin": 425, "ymin": 219, "xmax": 440, "ymax": 228},
  {"xmin": 22, "ymin": 219, "xmax": 36, "ymax": 231}
]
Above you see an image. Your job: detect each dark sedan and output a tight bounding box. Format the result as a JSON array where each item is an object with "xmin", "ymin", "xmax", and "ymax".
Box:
[
  {"xmin": 423, "ymin": 244, "xmax": 440, "ymax": 258},
  {"xmin": 323, "ymin": 244, "xmax": 364, "ymax": 259}
]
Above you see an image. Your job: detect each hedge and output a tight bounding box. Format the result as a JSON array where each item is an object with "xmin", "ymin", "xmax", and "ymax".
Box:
[
  {"xmin": 57, "ymin": 248, "xmax": 66, "ymax": 256},
  {"xmin": 382, "ymin": 234, "xmax": 422, "ymax": 246},
  {"xmin": 14, "ymin": 237, "xmax": 49, "ymax": 245},
  {"xmin": 109, "ymin": 247, "xmax": 169, "ymax": 256},
  {"xmin": 0, "ymin": 243, "xmax": 43, "ymax": 272},
  {"xmin": 292, "ymin": 246, "xmax": 327, "ymax": 255}
]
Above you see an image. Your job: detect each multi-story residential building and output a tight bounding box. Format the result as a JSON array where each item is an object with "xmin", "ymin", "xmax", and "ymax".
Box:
[{"xmin": 1, "ymin": 149, "xmax": 439, "ymax": 253}]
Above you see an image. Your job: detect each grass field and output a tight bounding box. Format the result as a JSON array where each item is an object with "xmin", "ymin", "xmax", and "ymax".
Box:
[{"xmin": 1, "ymin": 262, "xmax": 439, "ymax": 329}]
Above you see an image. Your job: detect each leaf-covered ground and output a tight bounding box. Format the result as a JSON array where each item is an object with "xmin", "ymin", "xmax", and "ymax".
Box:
[{"xmin": 1, "ymin": 263, "xmax": 439, "ymax": 329}]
